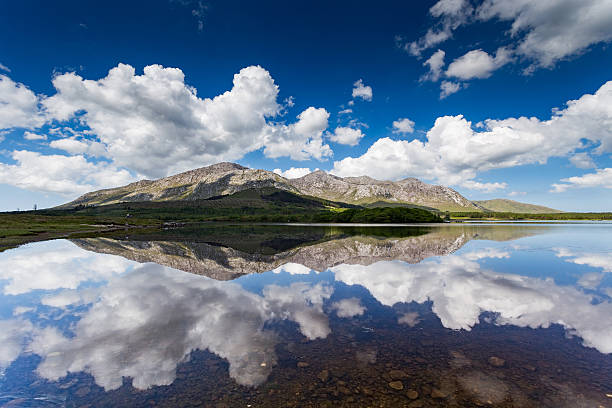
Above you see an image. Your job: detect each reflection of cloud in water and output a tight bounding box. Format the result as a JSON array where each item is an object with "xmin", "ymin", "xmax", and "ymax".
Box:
[
  {"xmin": 555, "ymin": 248, "xmax": 612, "ymax": 273},
  {"xmin": 0, "ymin": 319, "xmax": 33, "ymax": 374},
  {"xmin": 330, "ymin": 297, "xmax": 365, "ymax": 318},
  {"xmin": 0, "ymin": 240, "xmax": 134, "ymax": 295},
  {"xmin": 331, "ymin": 249, "xmax": 612, "ymax": 354},
  {"xmin": 398, "ymin": 312, "xmax": 420, "ymax": 327},
  {"xmin": 29, "ymin": 264, "xmax": 333, "ymax": 390}
]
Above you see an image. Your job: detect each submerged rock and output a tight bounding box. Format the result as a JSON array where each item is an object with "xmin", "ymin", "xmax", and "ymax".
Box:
[
  {"xmin": 488, "ymin": 356, "xmax": 506, "ymax": 367},
  {"xmin": 388, "ymin": 381, "xmax": 404, "ymax": 390}
]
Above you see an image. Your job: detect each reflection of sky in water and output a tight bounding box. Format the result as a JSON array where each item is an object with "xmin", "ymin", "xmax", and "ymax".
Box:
[{"xmin": 0, "ymin": 224, "xmax": 612, "ymax": 405}]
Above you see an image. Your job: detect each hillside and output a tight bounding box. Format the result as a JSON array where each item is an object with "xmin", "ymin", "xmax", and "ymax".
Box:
[
  {"xmin": 58, "ymin": 162, "xmax": 298, "ymax": 208},
  {"xmin": 287, "ymin": 171, "xmax": 480, "ymax": 211},
  {"xmin": 474, "ymin": 199, "xmax": 562, "ymax": 214},
  {"xmin": 59, "ymin": 162, "xmax": 481, "ymax": 211}
]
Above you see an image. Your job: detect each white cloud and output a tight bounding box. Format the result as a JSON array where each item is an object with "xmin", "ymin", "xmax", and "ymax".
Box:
[
  {"xmin": 27, "ymin": 263, "xmax": 333, "ymax": 390},
  {"xmin": 407, "ymin": 0, "xmax": 612, "ymax": 71},
  {"xmin": 0, "ymin": 150, "xmax": 135, "ymax": 196},
  {"xmin": 551, "ymin": 168, "xmax": 612, "ymax": 193},
  {"xmin": 330, "ymin": 297, "xmax": 365, "ymax": 318},
  {"xmin": 332, "ymin": 81, "xmax": 612, "ymax": 187},
  {"xmin": 23, "ymin": 131, "xmax": 46, "ymax": 141},
  {"xmin": 422, "ymin": 49, "xmax": 446, "ymax": 81},
  {"xmin": 263, "ymin": 106, "xmax": 332, "ymax": 160},
  {"xmin": 0, "ymin": 74, "xmax": 45, "ymax": 129},
  {"xmin": 392, "ymin": 118, "xmax": 415, "ymax": 134},
  {"xmin": 0, "ymin": 319, "xmax": 33, "ymax": 373},
  {"xmin": 49, "ymin": 137, "xmax": 107, "ymax": 156},
  {"xmin": 0, "ymin": 63, "xmax": 10, "ymax": 72},
  {"xmin": 439, "ymin": 80, "xmax": 462, "ymax": 98},
  {"xmin": 555, "ymin": 248, "xmax": 612, "ymax": 273},
  {"xmin": 569, "ymin": 152, "xmax": 596, "ymax": 169},
  {"xmin": 331, "ymin": 252, "xmax": 612, "ymax": 354},
  {"xmin": 462, "ymin": 180, "xmax": 507, "ymax": 192},
  {"xmin": 328, "ymin": 126, "xmax": 365, "ymax": 146},
  {"xmin": 508, "ymin": 191, "xmax": 526, "ymax": 197},
  {"xmin": 338, "ymin": 108, "xmax": 352, "ymax": 115},
  {"xmin": 351, "ymin": 79, "xmax": 372, "ymax": 101},
  {"xmin": 405, "ymin": 0, "xmax": 473, "ymax": 57},
  {"xmin": 446, "ymin": 47, "xmax": 512, "ymax": 80},
  {"xmin": 0, "ymin": 240, "xmax": 134, "ymax": 295},
  {"xmin": 477, "ymin": 0, "xmax": 612, "ymax": 70},
  {"xmin": 273, "ymin": 167, "xmax": 315, "ymax": 179},
  {"xmin": 38, "ymin": 64, "xmax": 331, "ymax": 179}
]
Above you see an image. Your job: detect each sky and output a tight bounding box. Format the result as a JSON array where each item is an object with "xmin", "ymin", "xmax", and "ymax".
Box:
[{"xmin": 1, "ymin": 0, "xmax": 612, "ymax": 212}]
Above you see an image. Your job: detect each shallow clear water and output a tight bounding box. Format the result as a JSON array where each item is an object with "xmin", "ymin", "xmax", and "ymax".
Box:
[{"xmin": 1, "ymin": 223, "xmax": 611, "ymax": 407}]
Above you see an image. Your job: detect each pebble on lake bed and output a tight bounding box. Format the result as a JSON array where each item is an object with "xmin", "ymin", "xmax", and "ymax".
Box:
[
  {"xmin": 488, "ymin": 356, "xmax": 505, "ymax": 367},
  {"xmin": 388, "ymin": 381, "xmax": 404, "ymax": 390}
]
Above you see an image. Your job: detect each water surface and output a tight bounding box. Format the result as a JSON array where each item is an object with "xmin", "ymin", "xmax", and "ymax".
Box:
[{"xmin": 1, "ymin": 223, "xmax": 611, "ymax": 407}]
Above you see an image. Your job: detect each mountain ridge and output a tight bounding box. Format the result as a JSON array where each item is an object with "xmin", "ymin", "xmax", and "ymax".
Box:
[{"xmin": 58, "ymin": 162, "xmax": 553, "ymax": 213}]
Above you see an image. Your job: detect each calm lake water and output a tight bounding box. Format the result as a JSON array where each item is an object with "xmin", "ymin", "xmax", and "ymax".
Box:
[{"xmin": 1, "ymin": 223, "xmax": 611, "ymax": 407}]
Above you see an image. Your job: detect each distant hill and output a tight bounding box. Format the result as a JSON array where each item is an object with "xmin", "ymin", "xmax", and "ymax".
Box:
[
  {"xmin": 59, "ymin": 162, "xmax": 481, "ymax": 211},
  {"xmin": 474, "ymin": 199, "xmax": 562, "ymax": 214}
]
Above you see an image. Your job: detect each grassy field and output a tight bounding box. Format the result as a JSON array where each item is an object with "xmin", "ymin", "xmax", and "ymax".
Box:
[{"xmin": 0, "ymin": 213, "xmax": 161, "ymax": 252}]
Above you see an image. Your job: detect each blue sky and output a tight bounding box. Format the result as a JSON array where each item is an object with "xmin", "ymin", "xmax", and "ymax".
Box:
[{"xmin": 1, "ymin": 0, "xmax": 612, "ymax": 211}]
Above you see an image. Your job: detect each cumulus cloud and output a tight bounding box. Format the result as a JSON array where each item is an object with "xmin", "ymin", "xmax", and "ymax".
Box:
[
  {"xmin": 36, "ymin": 64, "xmax": 333, "ymax": 178},
  {"xmin": 332, "ymin": 81, "xmax": 612, "ymax": 187},
  {"xmin": 404, "ymin": 0, "xmax": 473, "ymax": 57},
  {"xmin": 49, "ymin": 137, "xmax": 107, "ymax": 156},
  {"xmin": 328, "ymin": 126, "xmax": 365, "ymax": 146},
  {"xmin": 331, "ymin": 252, "xmax": 612, "ymax": 354},
  {"xmin": 446, "ymin": 47, "xmax": 512, "ymax": 80},
  {"xmin": 477, "ymin": 0, "xmax": 612, "ymax": 70},
  {"xmin": 569, "ymin": 152, "xmax": 596, "ymax": 169},
  {"xmin": 406, "ymin": 0, "xmax": 612, "ymax": 71},
  {"xmin": 273, "ymin": 167, "xmax": 315, "ymax": 179},
  {"xmin": 330, "ymin": 297, "xmax": 366, "ymax": 318},
  {"xmin": 439, "ymin": 80, "xmax": 462, "ymax": 99},
  {"xmin": 23, "ymin": 131, "xmax": 46, "ymax": 141},
  {"xmin": 0, "ymin": 74, "xmax": 45, "ymax": 129},
  {"xmin": 0, "ymin": 150, "xmax": 135, "ymax": 196},
  {"xmin": 551, "ymin": 168, "xmax": 612, "ymax": 193},
  {"xmin": 422, "ymin": 49, "xmax": 446, "ymax": 81},
  {"xmin": 392, "ymin": 118, "xmax": 415, "ymax": 134},
  {"xmin": 263, "ymin": 107, "xmax": 332, "ymax": 160},
  {"xmin": 462, "ymin": 180, "xmax": 507, "ymax": 192},
  {"xmin": 351, "ymin": 79, "xmax": 372, "ymax": 101}
]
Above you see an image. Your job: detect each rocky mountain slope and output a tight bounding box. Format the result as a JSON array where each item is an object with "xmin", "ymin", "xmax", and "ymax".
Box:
[
  {"xmin": 60, "ymin": 162, "xmax": 481, "ymax": 211},
  {"xmin": 59, "ymin": 162, "xmax": 298, "ymax": 208},
  {"xmin": 475, "ymin": 199, "xmax": 561, "ymax": 214},
  {"xmin": 287, "ymin": 170, "xmax": 480, "ymax": 211}
]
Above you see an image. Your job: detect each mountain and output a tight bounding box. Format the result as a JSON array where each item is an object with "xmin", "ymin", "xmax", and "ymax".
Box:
[
  {"xmin": 287, "ymin": 170, "xmax": 480, "ymax": 211},
  {"xmin": 59, "ymin": 162, "xmax": 298, "ymax": 208},
  {"xmin": 60, "ymin": 162, "xmax": 480, "ymax": 211},
  {"xmin": 475, "ymin": 199, "xmax": 561, "ymax": 214}
]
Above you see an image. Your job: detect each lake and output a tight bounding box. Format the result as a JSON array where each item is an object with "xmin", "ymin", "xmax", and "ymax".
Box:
[{"xmin": 0, "ymin": 223, "xmax": 611, "ymax": 407}]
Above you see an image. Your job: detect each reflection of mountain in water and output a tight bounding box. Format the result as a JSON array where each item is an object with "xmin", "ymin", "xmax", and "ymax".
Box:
[{"xmin": 72, "ymin": 225, "xmax": 547, "ymax": 280}]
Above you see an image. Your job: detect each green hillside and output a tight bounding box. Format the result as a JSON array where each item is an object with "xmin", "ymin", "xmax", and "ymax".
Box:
[{"xmin": 474, "ymin": 199, "xmax": 562, "ymax": 214}]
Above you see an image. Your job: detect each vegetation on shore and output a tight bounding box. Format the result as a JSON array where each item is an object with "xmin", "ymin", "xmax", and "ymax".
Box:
[{"xmin": 450, "ymin": 211, "xmax": 612, "ymax": 220}]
